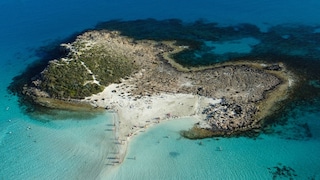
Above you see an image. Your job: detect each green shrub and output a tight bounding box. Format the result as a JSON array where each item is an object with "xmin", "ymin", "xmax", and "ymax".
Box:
[{"xmin": 39, "ymin": 45, "xmax": 138, "ymax": 99}]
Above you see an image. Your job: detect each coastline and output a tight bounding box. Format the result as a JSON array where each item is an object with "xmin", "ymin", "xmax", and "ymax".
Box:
[
  {"xmin": 20, "ymin": 30, "xmax": 296, "ymax": 164},
  {"xmin": 85, "ymin": 83, "xmax": 220, "ymax": 164},
  {"xmin": 83, "ymin": 61, "xmax": 295, "ymax": 163}
]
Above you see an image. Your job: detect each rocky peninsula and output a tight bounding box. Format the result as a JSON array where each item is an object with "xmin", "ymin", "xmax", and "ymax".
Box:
[{"xmin": 23, "ymin": 30, "xmax": 295, "ymax": 143}]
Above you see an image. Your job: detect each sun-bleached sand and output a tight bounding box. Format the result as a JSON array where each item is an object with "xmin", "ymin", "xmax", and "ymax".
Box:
[
  {"xmin": 84, "ymin": 82, "xmax": 221, "ymax": 163},
  {"xmin": 23, "ymin": 30, "xmax": 295, "ymax": 164}
]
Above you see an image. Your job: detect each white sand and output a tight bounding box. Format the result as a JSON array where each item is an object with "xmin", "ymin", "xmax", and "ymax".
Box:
[{"xmin": 84, "ymin": 83, "xmax": 220, "ymax": 163}]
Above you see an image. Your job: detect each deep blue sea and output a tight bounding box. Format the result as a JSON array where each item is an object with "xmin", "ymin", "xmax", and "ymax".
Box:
[{"xmin": 1, "ymin": 1, "xmax": 320, "ymax": 179}]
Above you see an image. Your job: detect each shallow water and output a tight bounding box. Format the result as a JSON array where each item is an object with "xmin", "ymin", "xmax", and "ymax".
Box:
[
  {"xmin": 106, "ymin": 115, "xmax": 320, "ymax": 179},
  {"xmin": 204, "ymin": 37, "xmax": 260, "ymax": 55},
  {"xmin": 0, "ymin": 111, "xmax": 115, "ymax": 179},
  {"xmin": 1, "ymin": 0, "xmax": 320, "ymax": 179}
]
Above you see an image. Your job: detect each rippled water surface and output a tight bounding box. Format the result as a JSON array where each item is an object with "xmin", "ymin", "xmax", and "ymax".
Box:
[{"xmin": 1, "ymin": 1, "xmax": 320, "ymax": 179}]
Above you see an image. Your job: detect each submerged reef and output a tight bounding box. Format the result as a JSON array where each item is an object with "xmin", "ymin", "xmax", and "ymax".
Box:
[
  {"xmin": 268, "ymin": 163, "xmax": 298, "ymax": 179},
  {"xmin": 10, "ymin": 19, "xmax": 320, "ymax": 138}
]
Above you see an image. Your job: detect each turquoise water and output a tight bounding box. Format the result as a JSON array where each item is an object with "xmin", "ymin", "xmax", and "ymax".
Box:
[
  {"xmin": 0, "ymin": 112, "xmax": 116, "ymax": 179},
  {"xmin": 1, "ymin": 0, "xmax": 320, "ymax": 179},
  {"xmin": 108, "ymin": 117, "xmax": 320, "ymax": 179}
]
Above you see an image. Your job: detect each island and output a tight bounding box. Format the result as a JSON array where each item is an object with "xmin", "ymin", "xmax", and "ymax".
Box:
[{"xmin": 22, "ymin": 30, "xmax": 295, "ymax": 162}]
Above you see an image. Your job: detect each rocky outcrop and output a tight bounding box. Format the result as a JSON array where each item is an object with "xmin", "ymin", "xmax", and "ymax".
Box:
[{"xmin": 22, "ymin": 30, "xmax": 294, "ymax": 138}]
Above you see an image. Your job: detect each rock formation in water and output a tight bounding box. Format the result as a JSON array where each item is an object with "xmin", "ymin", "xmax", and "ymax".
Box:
[{"xmin": 22, "ymin": 30, "xmax": 294, "ymax": 138}]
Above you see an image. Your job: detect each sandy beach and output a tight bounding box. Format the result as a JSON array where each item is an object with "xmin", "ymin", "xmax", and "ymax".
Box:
[
  {"xmin": 85, "ymin": 82, "xmax": 221, "ymax": 163},
  {"xmin": 22, "ymin": 30, "xmax": 295, "ymax": 164}
]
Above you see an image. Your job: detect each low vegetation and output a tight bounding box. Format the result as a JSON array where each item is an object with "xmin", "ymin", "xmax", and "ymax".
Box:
[{"xmin": 39, "ymin": 45, "xmax": 138, "ymax": 99}]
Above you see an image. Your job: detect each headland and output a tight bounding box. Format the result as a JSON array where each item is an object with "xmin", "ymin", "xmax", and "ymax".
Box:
[{"xmin": 22, "ymin": 30, "xmax": 295, "ymax": 163}]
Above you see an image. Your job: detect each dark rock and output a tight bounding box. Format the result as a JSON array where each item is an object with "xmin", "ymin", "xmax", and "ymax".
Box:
[{"xmin": 264, "ymin": 64, "xmax": 282, "ymax": 71}]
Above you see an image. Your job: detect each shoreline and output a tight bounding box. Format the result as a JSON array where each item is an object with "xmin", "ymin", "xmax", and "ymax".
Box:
[
  {"xmin": 20, "ymin": 30, "xmax": 296, "ymax": 164},
  {"xmin": 85, "ymin": 85, "xmax": 218, "ymax": 164},
  {"xmin": 83, "ymin": 60, "xmax": 295, "ymax": 163}
]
